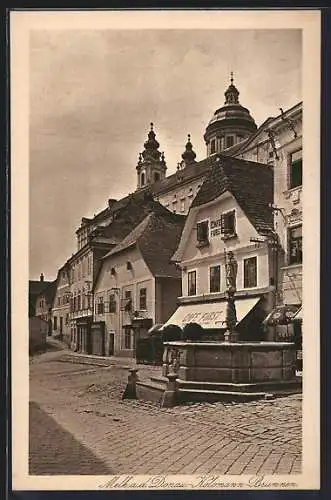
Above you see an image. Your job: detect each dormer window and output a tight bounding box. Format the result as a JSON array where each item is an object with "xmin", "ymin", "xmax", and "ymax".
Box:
[
  {"xmin": 196, "ymin": 220, "xmax": 209, "ymax": 248},
  {"xmin": 221, "ymin": 210, "xmax": 236, "ymax": 239}
]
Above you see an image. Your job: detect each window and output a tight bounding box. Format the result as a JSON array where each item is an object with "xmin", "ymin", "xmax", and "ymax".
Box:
[
  {"xmin": 210, "ymin": 139, "xmax": 216, "ymax": 154},
  {"xmin": 180, "ymin": 198, "xmax": 186, "ymax": 213},
  {"xmin": 139, "ymin": 288, "xmax": 147, "ymax": 310},
  {"xmin": 57, "ymin": 296, "xmax": 61, "ymax": 307},
  {"xmin": 65, "ymin": 313, "xmax": 69, "ymax": 326},
  {"xmin": 124, "ymin": 290, "xmax": 132, "ymax": 312},
  {"xmin": 109, "ymin": 294, "xmax": 116, "ymax": 313},
  {"xmin": 123, "ymin": 326, "xmax": 132, "ymax": 349},
  {"xmin": 97, "ymin": 297, "xmax": 104, "ymax": 314},
  {"xmin": 196, "ymin": 220, "xmax": 209, "ymax": 247},
  {"xmin": 188, "ymin": 187, "xmax": 193, "ymax": 198},
  {"xmin": 221, "ymin": 210, "xmax": 236, "ymax": 238},
  {"xmin": 77, "ymin": 293, "xmax": 81, "ymax": 311},
  {"xmin": 141, "ymin": 172, "xmax": 145, "ymax": 186},
  {"xmin": 172, "ymin": 200, "xmax": 177, "ymax": 213},
  {"xmin": 87, "ymin": 256, "xmax": 91, "ymax": 275},
  {"xmin": 226, "ymin": 136, "xmax": 234, "ymax": 148},
  {"xmin": 244, "ymin": 257, "xmax": 257, "ymax": 288},
  {"xmin": 53, "ymin": 316, "xmax": 57, "ymax": 331},
  {"xmin": 154, "ymin": 172, "xmax": 160, "ymax": 182},
  {"xmin": 290, "ymin": 150, "xmax": 302, "ymax": 189},
  {"xmin": 209, "ymin": 265, "xmax": 221, "ymax": 293},
  {"xmin": 188, "ymin": 271, "xmax": 197, "ymax": 296},
  {"xmin": 59, "ymin": 316, "xmax": 63, "ymax": 333},
  {"xmin": 289, "ymin": 225, "xmax": 302, "ymax": 264}
]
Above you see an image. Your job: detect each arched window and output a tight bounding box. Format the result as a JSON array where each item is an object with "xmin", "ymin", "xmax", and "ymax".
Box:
[
  {"xmin": 154, "ymin": 172, "xmax": 160, "ymax": 182},
  {"xmin": 141, "ymin": 172, "xmax": 145, "ymax": 186}
]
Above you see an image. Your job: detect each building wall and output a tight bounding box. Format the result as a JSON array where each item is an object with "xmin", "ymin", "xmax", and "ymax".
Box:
[
  {"xmin": 94, "ymin": 247, "xmax": 155, "ymax": 355},
  {"xmin": 157, "ymin": 176, "xmax": 205, "ymax": 215},
  {"xmin": 51, "ymin": 269, "xmax": 71, "ymax": 344},
  {"xmin": 29, "ymin": 317, "xmax": 48, "ymax": 353},
  {"xmin": 155, "ymin": 278, "xmax": 182, "ymax": 324},
  {"xmin": 236, "ymin": 106, "xmax": 303, "ymax": 306},
  {"xmin": 180, "ymin": 193, "xmax": 272, "ymax": 299}
]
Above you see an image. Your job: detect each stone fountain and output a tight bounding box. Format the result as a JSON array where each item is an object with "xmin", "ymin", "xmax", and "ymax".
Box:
[{"xmin": 134, "ymin": 252, "xmax": 301, "ymax": 406}]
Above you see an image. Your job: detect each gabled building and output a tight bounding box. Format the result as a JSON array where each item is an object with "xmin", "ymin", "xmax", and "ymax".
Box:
[
  {"xmin": 35, "ymin": 279, "xmax": 57, "ymax": 336},
  {"xmin": 28, "ymin": 273, "xmax": 51, "ymax": 318},
  {"xmin": 69, "ymin": 192, "xmax": 180, "ymax": 353},
  {"xmin": 166, "ymin": 154, "xmax": 275, "ymax": 340},
  {"xmin": 93, "ymin": 203, "xmax": 185, "ymax": 357}
]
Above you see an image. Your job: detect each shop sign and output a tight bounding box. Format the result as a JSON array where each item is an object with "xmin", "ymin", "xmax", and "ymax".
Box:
[
  {"xmin": 181, "ymin": 310, "xmax": 226, "ymax": 327},
  {"xmin": 210, "ymin": 218, "xmax": 223, "ymax": 237}
]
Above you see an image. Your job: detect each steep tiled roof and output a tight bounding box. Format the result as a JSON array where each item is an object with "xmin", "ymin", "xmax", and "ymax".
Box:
[
  {"xmin": 38, "ymin": 280, "xmax": 58, "ymax": 307},
  {"xmin": 29, "ymin": 280, "xmax": 51, "ymax": 297},
  {"xmin": 191, "ymin": 154, "xmax": 274, "ymax": 235},
  {"xmin": 102, "ymin": 207, "xmax": 186, "ymax": 278}
]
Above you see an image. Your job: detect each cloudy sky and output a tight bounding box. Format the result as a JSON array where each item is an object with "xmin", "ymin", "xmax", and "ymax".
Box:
[{"xmin": 29, "ymin": 28, "xmax": 302, "ymax": 280}]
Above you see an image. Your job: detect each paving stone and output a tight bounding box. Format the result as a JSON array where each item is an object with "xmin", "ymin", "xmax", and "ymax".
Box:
[{"xmin": 29, "ymin": 352, "xmax": 303, "ymax": 476}]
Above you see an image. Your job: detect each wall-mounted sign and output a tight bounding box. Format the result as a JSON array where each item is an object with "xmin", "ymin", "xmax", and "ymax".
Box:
[{"xmin": 210, "ymin": 218, "xmax": 223, "ymax": 237}]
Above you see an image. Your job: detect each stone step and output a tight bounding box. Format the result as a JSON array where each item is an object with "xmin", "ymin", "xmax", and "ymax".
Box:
[
  {"xmin": 136, "ymin": 380, "xmax": 165, "ymax": 404},
  {"xmin": 176, "ymin": 378, "xmax": 302, "ymax": 394},
  {"xmin": 177, "ymin": 388, "xmax": 268, "ymax": 403},
  {"xmin": 150, "ymin": 375, "xmax": 168, "ymax": 387}
]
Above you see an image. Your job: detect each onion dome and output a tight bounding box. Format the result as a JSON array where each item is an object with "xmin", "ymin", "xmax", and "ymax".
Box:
[{"xmin": 181, "ymin": 134, "xmax": 197, "ymax": 164}]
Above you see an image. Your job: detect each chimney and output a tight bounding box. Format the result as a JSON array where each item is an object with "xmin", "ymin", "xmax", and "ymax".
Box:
[{"xmin": 40, "ymin": 273, "xmax": 44, "ymax": 282}]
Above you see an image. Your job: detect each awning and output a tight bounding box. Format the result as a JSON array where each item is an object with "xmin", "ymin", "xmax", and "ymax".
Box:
[
  {"xmin": 292, "ymin": 306, "xmax": 302, "ymax": 322},
  {"xmin": 263, "ymin": 304, "xmax": 300, "ymax": 326},
  {"xmin": 163, "ymin": 297, "xmax": 260, "ymax": 330}
]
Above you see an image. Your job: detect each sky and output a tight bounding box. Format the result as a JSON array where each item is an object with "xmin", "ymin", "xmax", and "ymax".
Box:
[{"xmin": 29, "ymin": 28, "xmax": 302, "ymax": 281}]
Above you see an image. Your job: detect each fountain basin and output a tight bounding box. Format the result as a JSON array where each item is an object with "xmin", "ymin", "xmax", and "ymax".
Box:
[{"xmin": 162, "ymin": 341, "xmax": 297, "ymax": 384}]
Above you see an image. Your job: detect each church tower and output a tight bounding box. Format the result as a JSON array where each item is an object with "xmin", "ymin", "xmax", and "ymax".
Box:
[
  {"xmin": 179, "ymin": 134, "xmax": 197, "ymax": 169},
  {"xmin": 136, "ymin": 123, "xmax": 167, "ymax": 190},
  {"xmin": 204, "ymin": 73, "xmax": 257, "ymax": 156}
]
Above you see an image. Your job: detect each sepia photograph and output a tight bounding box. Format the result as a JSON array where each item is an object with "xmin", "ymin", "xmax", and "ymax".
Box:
[{"xmin": 10, "ymin": 9, "xmax": 320, "ymax": 491}]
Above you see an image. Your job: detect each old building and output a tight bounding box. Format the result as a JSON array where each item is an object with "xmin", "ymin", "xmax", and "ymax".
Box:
[
  {"xmin": 51, "ymin": 262, "xmax": 71, "ymax": 344},
  {"xmin": 35, "ymin": 279, "xmax": 57, "ymax": 336},
  {"xmin": 228, "ymin": 102, "xmax": 303, "ymax": 310},
  {"xmin": 69, "ymin": 191, "xmax": 179, "ymax": 353},
  {"xmin": 29, "ymin": 273, "xmax": 51, "ymax": 317},
  {"xmin": 166, "ymin": 154, "xmax": 275, "ymax": 340},
  {"xmin": 92, "ymin": 203, "xmax": 185, "ymax": 357}
]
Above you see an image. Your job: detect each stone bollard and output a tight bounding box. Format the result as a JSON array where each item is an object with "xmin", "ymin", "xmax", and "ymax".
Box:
[
  {"xmin": 122, "ymin": 368, "xmax": 139, "ymax": 400},
  {"xmin": 160, "ymin": 372, "xmax": 178, "ymax": 408}
]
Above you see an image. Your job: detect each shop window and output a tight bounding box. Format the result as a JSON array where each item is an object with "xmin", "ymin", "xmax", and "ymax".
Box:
[
  {"xmin": 226, "ymin": 136, "xmax": 234, "ymax": 148},
  {"xmin": 53, "ymin": 316, "xmax": 57, "ymax": 331},
  {"xmin": 289, "ymin": 150, "xmax": 302, "ymax": 189},
  {"xmin": 139, "ymin": 288, "xmax": 147, "ymax": 310},
  {"xmin": 289, "ymin": 225, "xmax": 302, "ymax": 265},
  {"xmin": 123, "ymin": 326, "xmax": 132, "ymax": 349},
  {"xmin": 210, "ymin": 139, "xmax": 216, "ymax": 154},
  {"xmin": 221, "ymin": 210, "xmax": 236, "ymax": 238},
  {"xmin": 244, "ymin": 257, "xmax": 257, "ymax": 288},
  {"xmin": 109, "ymin": 294, "xmax": 116, "ymax": 313},
  {"xmin": 188, "ymin": 271, "xmax": 197, "ymax": 296},
  {"xmin": 196, "ymin": 220, "xmax": 209, "ymax": 247},
  {"xmin": 210, "ymin": 265, "xmax": 221, "ymax": 293}
]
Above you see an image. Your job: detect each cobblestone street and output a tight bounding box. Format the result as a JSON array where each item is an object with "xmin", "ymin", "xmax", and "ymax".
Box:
[{"xmin": 29, "ymin": 348, "xmax": 302, "ymax": 476}]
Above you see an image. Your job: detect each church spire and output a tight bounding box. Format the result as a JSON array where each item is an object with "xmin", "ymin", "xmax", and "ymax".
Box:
[
  {"xmin": 136, "ymin": 123, "xmax": 167, "ymax": 190},
  {"xmin": 181, "ymin": 134, "xmax": 197, "ymax": 166}
]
